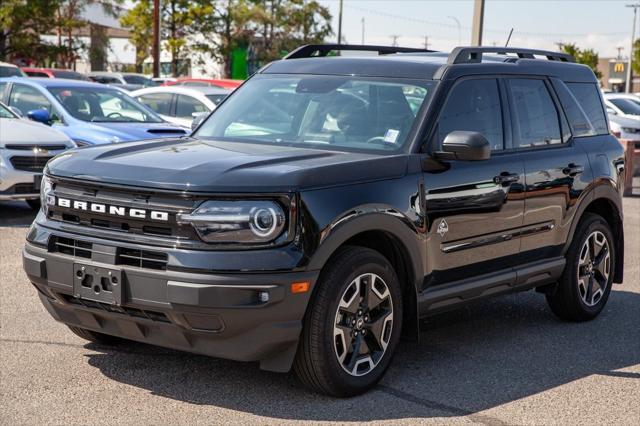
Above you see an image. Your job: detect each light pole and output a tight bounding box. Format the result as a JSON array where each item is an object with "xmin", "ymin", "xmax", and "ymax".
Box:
[
  {"xmin": 447, "ymin": 16, "xmax": 461, "ymax": 45},
  {"xmin": 626, "ymin": 3, "xmax": 640, "ymax": 93},
  {"xmin": 337, "ymin": 0, "xmax": 343, "ymax": 45},
  {"xmin": 361, "ymin": 17, "xmax": 365, "ymax": 45},
  {"xmin": 471, "ymin": 0, "xmax": 485, "ymax": 46},
  {"xmin": 153, "ymin": 0, "xmax": 160, "ymax": 78}
]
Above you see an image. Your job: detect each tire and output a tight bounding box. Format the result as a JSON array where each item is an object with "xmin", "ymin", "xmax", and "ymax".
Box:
[
  {"xmin": 67, "ymin": 325, "xmax": 123, "ymax": 345},
  {"xmin": 546, "ymin": 213, "xmax": 615, "ymax": 321},
  {"xmin": 294, "ymin": 246, "xmax": 403, "ymax": 397},
  {"xmin": 26, "ymin": 199, "xmax": 41, "ymax": 211}
]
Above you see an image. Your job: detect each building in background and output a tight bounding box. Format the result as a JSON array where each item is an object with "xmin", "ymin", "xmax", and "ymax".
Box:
[{"xmin": 597, "ymin": 57, "xmax": 640, "ymax": 93}]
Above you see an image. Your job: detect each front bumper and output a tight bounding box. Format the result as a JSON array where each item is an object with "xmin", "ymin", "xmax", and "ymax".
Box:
[{"xmin": 23, "ymin": 240, "xmax": 318, "ymax": 372}]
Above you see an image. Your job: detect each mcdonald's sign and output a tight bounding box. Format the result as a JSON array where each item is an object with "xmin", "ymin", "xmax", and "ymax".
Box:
[{"xmin": 614, "ymin": 62, "xmax": 625, "ymax": 73}]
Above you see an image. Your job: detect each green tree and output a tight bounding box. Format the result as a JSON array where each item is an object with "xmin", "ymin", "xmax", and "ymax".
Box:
[
  {"xmin": 632, "ymin": 39, "xmax": 640, "ymax": 77},
  {"xmin": 120, "ymin": 0, "xmax": 153, "ymax": 72},
  {"xmin": 0, "ymin": 0, "xmax": 60, "ymax": 62},
  {"xmin": 560, "ymin": 43, "xmax": 602, "ymax": 79}
]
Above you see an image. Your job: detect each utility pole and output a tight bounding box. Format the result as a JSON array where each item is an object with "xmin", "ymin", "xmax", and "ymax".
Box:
[
  {"xmin": 447, "ymin": 16, "xmax": 461, "ymax": 45},
  {"xmin": 152, "ymin": 0, "xmax": 160, "ymax": 78},
  {"xmin": 617, "ymin": 46, "xmax": 624, "ymax": 60},
  {"xmin": 361, "ymin": 17, "xmax": 365, "ymax": 45},
  {"xmin": 337, "ymin": 0, "xmax": 343, "ymax": 45},
  {"xmin": 471, "ymin": 0, "xmax": 485, "ymax": 46},
  {"xmin": 390, "ymin": 35, "xmax": 400, "ymax": 47},
  {"xmin": 626, "ymin": 3, "xmax": 640, "ymax": 93},
  {"xmin": 423, "ymin": 36, "xmax": 429, "ymax": 50}
]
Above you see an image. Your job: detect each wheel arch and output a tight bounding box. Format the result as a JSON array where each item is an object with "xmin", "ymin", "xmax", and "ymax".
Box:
[
  {"xmin": 565, "ymin": 184, "xmax": 624, "ymax": 283},
  {"xmin": 306, "ymin": 211, "xmax": 425, "ymax": 340}
]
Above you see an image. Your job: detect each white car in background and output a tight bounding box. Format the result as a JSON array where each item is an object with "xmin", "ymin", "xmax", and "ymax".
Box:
[
  {"xmin": 0, "ymin": 102, "xmax": 76, "ymax": 209},
  {"xmin": 132, "ymin": 85, "xmax": 230, "ymax": 128},
  {"xmin": 603, "ymin": 93, "xmax": 640, "ymax": 141},
  {"xmin": 0, "ymin": 61, "xmax": 25, "ymax": 77}
]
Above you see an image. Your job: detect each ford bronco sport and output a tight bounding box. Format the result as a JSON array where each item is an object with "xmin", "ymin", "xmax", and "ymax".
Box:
[{"xmin": 23, "ymin": 45, "xmax": 625, "ymax": 397}]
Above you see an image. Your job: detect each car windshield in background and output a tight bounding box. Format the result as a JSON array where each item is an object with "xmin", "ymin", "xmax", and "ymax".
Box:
[
  {"xmin": 0, "ymin": 66, "xmax": 23, "ymax": 77},
  {"xmin": 123, "ymin": 75, "xmax": 158, "ymax": 86},
  {"xmin": 206, "ymin": 94, "xmax": 227, "ymax": 105},
  {"xmin": 610, "ymin": 98, "xmax": 640, "ymax": 116},
  {"xmin": 51, "ymin": 70, "xmax": 89, "ymax": 81},
  {"xmin": 0, "ymin": 103, "xmax": 16, "ymax": 118},
  {"xmin": 48, "ymin": 86, "xmax": 163, "ymax": 123},
  {"xmin": 195, "ymin": 75, "xmax": 434, "ymax": 152}
]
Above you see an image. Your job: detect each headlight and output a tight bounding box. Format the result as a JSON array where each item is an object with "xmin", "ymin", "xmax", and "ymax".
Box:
[
  {"xmin": 177, "ymin": 200, "xmax": 287, "ymax": 244},
  {"xmin": 40, "ymin": 175, "xmax": 54, "ymax": 210},
  {"xmin": 621, "ymin": 127, "xmax": 639, "ymax": 134}
]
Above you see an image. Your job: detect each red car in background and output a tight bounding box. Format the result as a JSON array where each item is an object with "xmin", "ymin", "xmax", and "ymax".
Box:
[
  {"xmin": 21, "ymin": 67, "xmax": 90, "ymax": 81},
  {"xmin": 163, "ymin": 78, "xmax": 243, "ymax": 90}
]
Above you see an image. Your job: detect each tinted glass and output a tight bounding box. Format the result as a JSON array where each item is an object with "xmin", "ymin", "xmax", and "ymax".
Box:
[
  {"xmin": 9, "ymin": 84, "xmax": 52, "ymax": 115},
  {"xmin": 195, "ymin": 75, "xmax": 434, "ymax": 153},
  {"xmin": 566, "ymin": 83, "xmax": 608, "ymax": 134},
  {"xmin": 138, "ymin": 93, "xmax": 173, "ymax": 115},
  {"xmin": 51, "ymin": 70, "xmax": 90, "ymax": 81},
  {"xmin": 123, "ymin": 75, "xmax": 157, "ymax": 86},
  {"xmin": 550, "ymin": 79, "xmax": 595, "ymax": 137},
  {"xmin": 437, "ymin": 78, "xmax": 503, "ymax": 150},
  {"xmin": 609, "ymin": 98, "xmax": 640, "ymax": 116},
  {"xmin": 25, "ymin": 71, "xmax": 50, "ymax": 78},
  {"xmin": 176, "ymin": 94, "xmax": 209, "ymax": 118},
  {"xmin": 48, "ymin": 86, "xmax": 162, "ymax": 123},
  {"xmin": 508, "ymin": 79, "xmax": 562, "ymax": 148},
  {"xmin": 0, "ymin": 66, "xmax": 24, "ymax": 77}
]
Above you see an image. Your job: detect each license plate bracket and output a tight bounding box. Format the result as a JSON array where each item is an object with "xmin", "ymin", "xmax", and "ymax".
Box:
[
  {"xmin": 73, "ymin": 264, "xmax": 123, "ymax": 305},
  {"xmin": 33, "ymin": 174, "xmax": 42, "ymax": 191}
]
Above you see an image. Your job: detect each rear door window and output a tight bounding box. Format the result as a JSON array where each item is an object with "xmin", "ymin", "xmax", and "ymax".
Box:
[
  {"xmin": 566, "ymin": 83, "xmax": 608, "ymax": 135},
  {"xmin": 175, "ymin": 94, "xmax": 209, "ymax": 118},
  {"xmin": 507, "ymin": 79, "xmax": 562, "ymax": 148},
  {"xmin": 138, "ymin": 93, "xmax": 174, "ymax": 116}
]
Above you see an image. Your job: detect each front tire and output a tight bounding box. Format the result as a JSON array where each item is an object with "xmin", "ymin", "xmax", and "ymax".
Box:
[
  {"xmin": 294, "ymin": 246, "xmax": 403, "ymax": 397},
  {"xmin": 546, "ymin": 213, "xmax": 615, "ymax": 321}
]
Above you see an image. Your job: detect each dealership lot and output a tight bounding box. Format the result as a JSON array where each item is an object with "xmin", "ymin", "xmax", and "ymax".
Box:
[{"xmin": 1, "ymin": 190, "xmax": 639, "ymax": 425}]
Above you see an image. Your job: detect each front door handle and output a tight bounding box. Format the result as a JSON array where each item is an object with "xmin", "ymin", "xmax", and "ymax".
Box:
[
  {"xmin": 562, "ymin": 163, "xmax": 584, "ymax": 177},
  {"xmin": 493, "ymin": 171, "xmax": 520, "ymax": 185}
]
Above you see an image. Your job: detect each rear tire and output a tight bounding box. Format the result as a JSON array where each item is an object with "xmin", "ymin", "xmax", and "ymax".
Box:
[
  {"xmin": 67, "ymin": 325, "xmax": 123, "ymax": 345},
  {"xmin": 26, "ymin": 199, "xmax": 41, "ymax": 211},
  {"xmin": 546, "ymin": 213, "xmax": 615, "ymax": 321},
  {"xmin": 294, "ymin": 246, "xmax": 403, "ymax": 397}
]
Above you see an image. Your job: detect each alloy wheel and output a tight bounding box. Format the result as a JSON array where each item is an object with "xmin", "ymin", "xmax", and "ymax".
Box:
[
  {"xmin": 333, "ymin": 273, "xmax": 394, "ymax": 377},
  {"xmin": 577, "ymin": 230, "xmax": 611, "ymax": 307}
]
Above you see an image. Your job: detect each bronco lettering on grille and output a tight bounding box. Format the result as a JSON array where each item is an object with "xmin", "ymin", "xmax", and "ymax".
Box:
[{"xmin": 56, "ymin": 197, "xmax": 169, "ymax": 221}]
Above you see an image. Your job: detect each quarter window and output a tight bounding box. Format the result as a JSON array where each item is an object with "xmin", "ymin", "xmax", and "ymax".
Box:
[
  {"xmin": 507, "ymin": 79, "xmax": 562, "ymax": 148},
  {"xmin": 436, "ymin": 79, "xmax": 504, "ymax": 151},
  {"xmin": 566, "ymin": 83, "xmax": 608, "ymax": 135}
]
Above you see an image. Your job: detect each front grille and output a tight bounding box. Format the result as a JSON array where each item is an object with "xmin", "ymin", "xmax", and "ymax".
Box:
[
  {"xmin": 50, "ymin": 236, "xmax": 168, "ymax": 270},
  {"xmin": 63, "ymin": 295, "xmax": 170, "ymax": 323},
  {"xmin": 5, "ymin": 144, "xmax": 67, "ymax": 151},
  {"xmin": 10, "ymin": 155, "xmax": 53, "ymax": 172}
]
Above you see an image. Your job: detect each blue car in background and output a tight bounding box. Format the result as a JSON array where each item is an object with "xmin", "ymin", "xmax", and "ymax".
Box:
[{"xmin": 0, "ymin": 78, "xmax": 187, "ymax": 146}]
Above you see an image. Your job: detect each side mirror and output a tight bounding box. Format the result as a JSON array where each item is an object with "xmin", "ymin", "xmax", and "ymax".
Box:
[
  {"xmin": 437, "ymin": 131, "xmax": 491, "ymax": 161},
  {"xmin": 8, "ymin": 106, "xmax": 23, "ymax": 117},
  {"xmin": 606, "ymin": 107, "xmax": 617, "ymax": 115},
  {"xmin": 191, "ymin": 112, "xmax": 208, "ymax": 131},
  {"xmin": 27, "ymin": 109, "xmax": 52, "ymax": 125}
]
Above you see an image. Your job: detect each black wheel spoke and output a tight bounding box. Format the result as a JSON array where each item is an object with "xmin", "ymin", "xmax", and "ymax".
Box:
[{"xmin": 346, "ymin": 333, "xmax": 364, "ymax": 372}]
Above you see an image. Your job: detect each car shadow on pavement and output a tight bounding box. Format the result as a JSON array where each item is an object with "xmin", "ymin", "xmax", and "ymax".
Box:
[
  {"xmin": 0, "ymin": 201, "xmax": 38, "ymax": 227},
  {"xmin": 84, "ymin": 288, "xmax": 640, "ymax": 422}
]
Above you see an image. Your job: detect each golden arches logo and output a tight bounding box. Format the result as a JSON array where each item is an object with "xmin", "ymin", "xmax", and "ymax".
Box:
[{"xmin": 614, "ymin": 62, "xmax": 625, "ymax": 73}]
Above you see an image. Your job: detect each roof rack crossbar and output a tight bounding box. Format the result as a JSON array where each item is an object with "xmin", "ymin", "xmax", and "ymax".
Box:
[
  {"xmin": 447, "ymin": 46, "xmax": 575, "ymax": 64},
  {"xmin": 284, "ymin": 44, "xmax": 436, "ymax": 60}
]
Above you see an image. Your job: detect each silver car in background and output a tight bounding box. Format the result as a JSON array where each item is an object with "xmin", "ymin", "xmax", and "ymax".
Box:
[
  {"xmin": 132, "ymin": 85, "xmax": 230, "ymax": 128},
  {"xmin": 0, "ymin": 102, "xmax": 76, "ymax": 209}
]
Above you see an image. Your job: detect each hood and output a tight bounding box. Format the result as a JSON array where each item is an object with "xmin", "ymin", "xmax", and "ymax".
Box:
[
  {"xmin": 78, "ymin": 121, "xmax": 188, "ymax": 144},
  {"xmin": 46, "ymin": 138, "xmax": 409, "ymax": 192},
  {"xmin": 0, "ymin": 118, "xmax": 72, "ymax": 145}
]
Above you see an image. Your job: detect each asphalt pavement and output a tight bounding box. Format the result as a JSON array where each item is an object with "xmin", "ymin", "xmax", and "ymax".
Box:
[{"xmin": 1, "ymin": 191, "xmax": 639, "ymax": 425}]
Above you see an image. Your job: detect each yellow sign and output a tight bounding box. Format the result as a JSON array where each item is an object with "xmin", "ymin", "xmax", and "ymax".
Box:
[{"xmin": 614, "ymin": 62, "xmax": 625, "ymax": 73}]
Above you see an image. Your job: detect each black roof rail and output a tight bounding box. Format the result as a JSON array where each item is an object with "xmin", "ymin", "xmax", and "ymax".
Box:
[
  {"xmin": 284, "ymin": 44, "xmax": 436, "ymax": 59},
  {"xmin": 447, "ymin": 46, "xmax": 575, "ymax": 64}
]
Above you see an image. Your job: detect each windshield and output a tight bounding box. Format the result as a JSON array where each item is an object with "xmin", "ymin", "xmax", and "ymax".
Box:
[
  {"xmin": 206, "ymin": 94, "xmax": 227, "ymax": 105},
  {"xmin": 49, "ymin": 86, "xmax": 163, "ymax": 123},
  {"xmin": 0, "ymin": 65, "xmax": 24, "ymax": 77},
  {"xmin": 194, "ymin": 74, "xmax": 434, "ymax": 153},
  {"xmin": 610, "ymin": 98, "xmax": 640, "ymax": 115},
  {"xmin": 0, "ymin": 103, "xmax": 16, "ymax": 118}
]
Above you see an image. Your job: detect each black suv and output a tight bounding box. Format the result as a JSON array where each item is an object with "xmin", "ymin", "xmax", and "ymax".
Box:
[{"xmin": 23, "ymin": 45, "xmax": 625, "ymax": 397}]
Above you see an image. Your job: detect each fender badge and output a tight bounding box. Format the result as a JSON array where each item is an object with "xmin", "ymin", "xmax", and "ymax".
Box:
[{"xmin": 437, "ymin": 219, "xmax": 449, "ymax": 237}]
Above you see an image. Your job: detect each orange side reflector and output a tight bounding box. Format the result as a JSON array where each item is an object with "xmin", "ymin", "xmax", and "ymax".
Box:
[{"xmin": 291, "ymin": 281, "xmax": 310, "ymax": 293}]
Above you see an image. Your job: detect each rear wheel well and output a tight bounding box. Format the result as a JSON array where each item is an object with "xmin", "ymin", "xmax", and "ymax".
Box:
[
  {"xmin": 578, "ymin": 197, "xmax": 624, "ymax": 283},
  {"xmin": 332, "ymin": 230, "xmax": 419, "ymax": 340}
]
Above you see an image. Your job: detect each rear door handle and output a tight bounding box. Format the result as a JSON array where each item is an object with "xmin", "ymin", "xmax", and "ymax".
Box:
[
  {"xmin": 493, "ymin": 171, "xmax": 520, "ymax": 185},
  {"xmin": 562, "ymin": 163, "xmax": 584, "ymax": 176}
]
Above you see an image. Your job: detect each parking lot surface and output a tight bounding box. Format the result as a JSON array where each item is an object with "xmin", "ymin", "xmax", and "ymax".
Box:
[{"xmin": 1, "ymin": 191, "xmax": 639, "ymax": 425}]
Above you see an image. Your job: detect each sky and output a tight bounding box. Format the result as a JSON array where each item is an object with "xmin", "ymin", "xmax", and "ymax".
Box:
[{"xmin": 317, "ymin": 0, "xmax": 636, "ymax": 59}]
